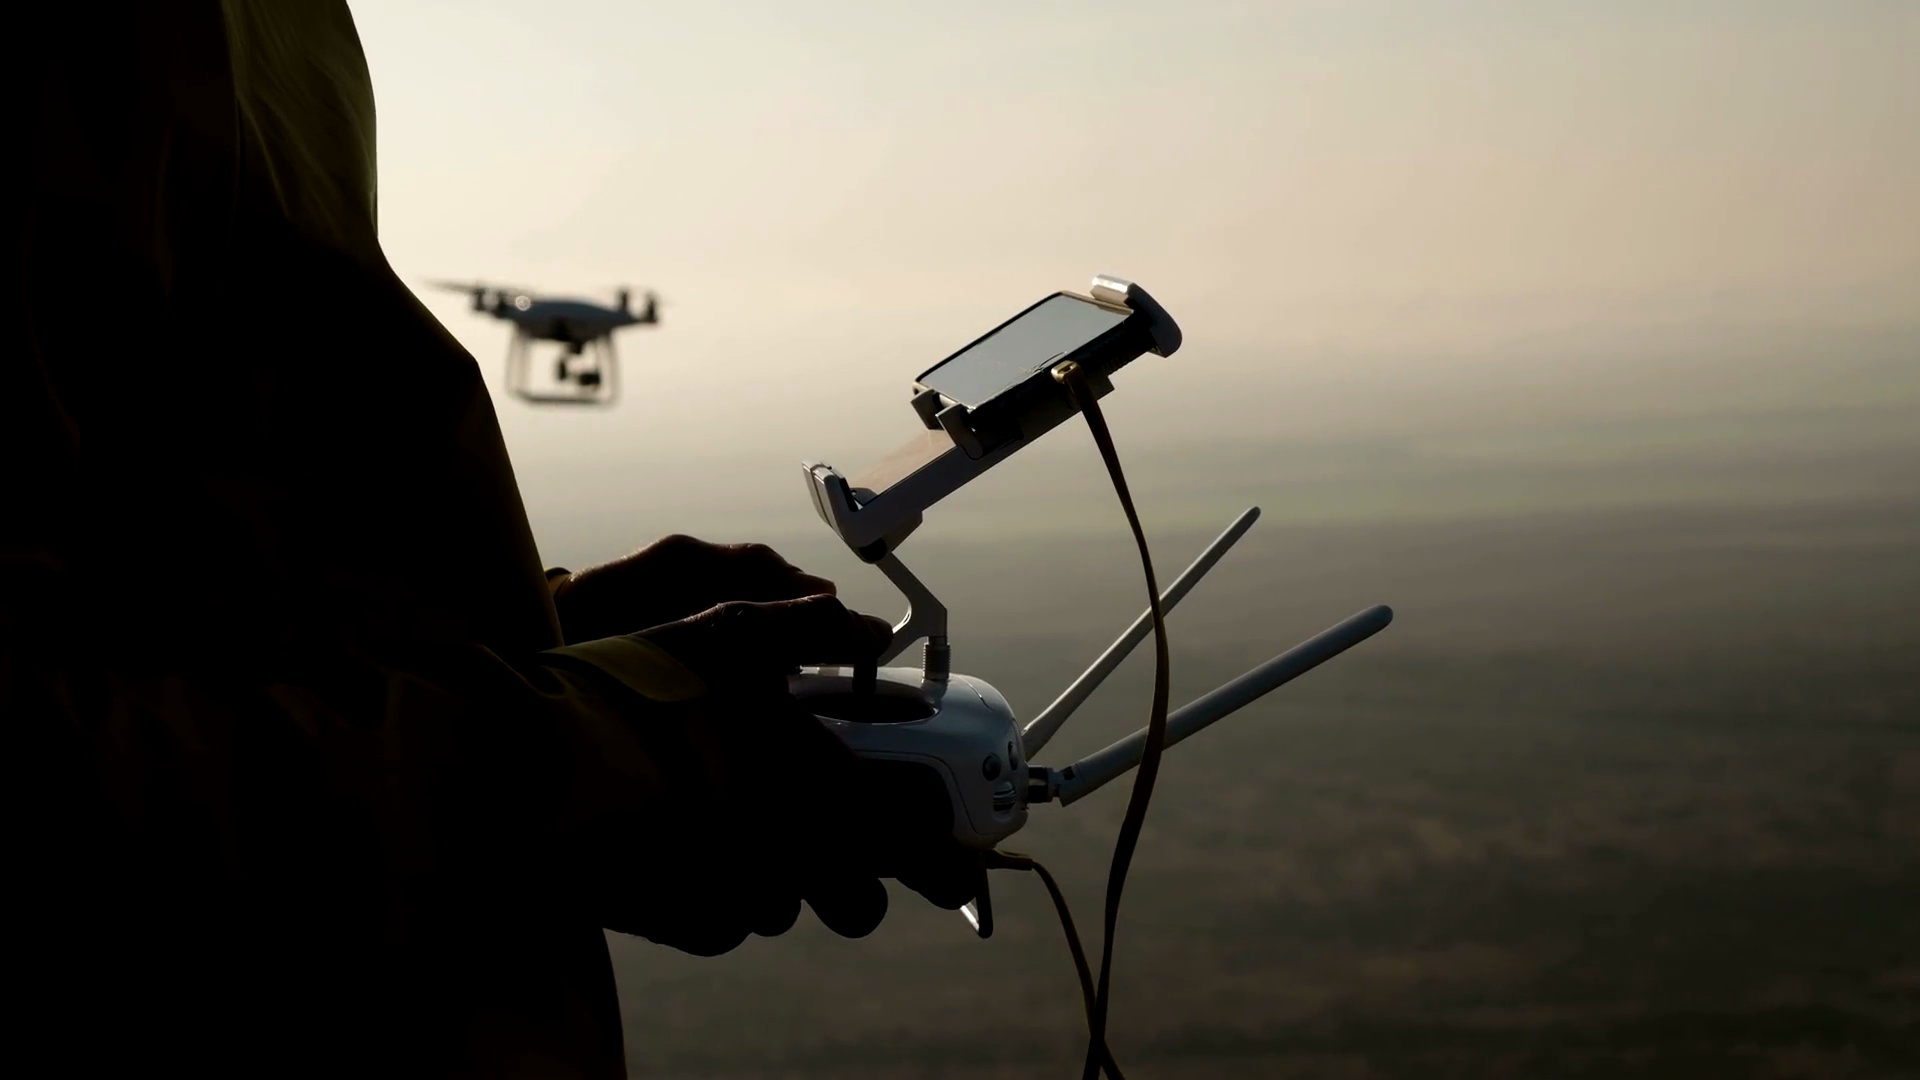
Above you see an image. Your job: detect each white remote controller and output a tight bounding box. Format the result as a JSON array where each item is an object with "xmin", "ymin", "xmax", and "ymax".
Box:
[{"xmin": 790, "ymin": 276, "xmax": 1392, "ymax": 936}]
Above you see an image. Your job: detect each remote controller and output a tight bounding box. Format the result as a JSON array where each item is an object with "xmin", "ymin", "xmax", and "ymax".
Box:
[
  {"xmin": 788, "ymin": 665, "xmax": 1031, "ymax": 850},
  {"xmin": 791, "ymin": 276, "xmax": 1393, "ymax": 936}
]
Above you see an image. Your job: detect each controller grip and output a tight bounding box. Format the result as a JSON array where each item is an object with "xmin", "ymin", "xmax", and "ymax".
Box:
[
  {"xmin": 796, "ymin": 666, "xmax": 1027, "ymax": 851},
  {"xmin": 846, "ymin": 758, "xmax": 958, "ymax": 873},
  {"xmin": 848, "ymin": 757, "xmax": 986, "ymax": 917}
]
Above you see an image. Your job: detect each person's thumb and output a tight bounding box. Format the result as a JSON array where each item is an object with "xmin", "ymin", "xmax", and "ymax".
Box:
[{"xmin": 695, "ymin": 594, "xmax": 893, "ymax": 672}]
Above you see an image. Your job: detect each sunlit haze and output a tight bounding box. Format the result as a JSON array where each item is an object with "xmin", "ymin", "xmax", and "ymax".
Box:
[
  {"xmin": 341, "ymin": 5, "xmax": 1920, "ymax": 1076},
  {"xmin": 355, "ymin": 0, "xmax": 1916, "ymax": 560}
]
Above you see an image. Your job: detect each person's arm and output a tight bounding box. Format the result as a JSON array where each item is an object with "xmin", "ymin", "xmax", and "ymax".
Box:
[
  {"xmin": 3, "ymin": 553, "xmax": 864, "ymax": 1079},
  {"xmin": 10, "ymin": 0, "xmax": 945, "ymax": 956},
  {"xmin": 2, "ymin": 560, "xmax": 705, "ymax": 892}
]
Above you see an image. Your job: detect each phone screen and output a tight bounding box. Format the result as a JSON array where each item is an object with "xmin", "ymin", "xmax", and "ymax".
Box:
[{"xmin": 917, "ymin": 294, "xmax": 1130, "ymax": 408}]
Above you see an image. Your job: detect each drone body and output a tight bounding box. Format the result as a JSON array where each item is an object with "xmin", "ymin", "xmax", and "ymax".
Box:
[{"xmin": 430, "ymin": 281, "xmax": 659, "ymax": 405}]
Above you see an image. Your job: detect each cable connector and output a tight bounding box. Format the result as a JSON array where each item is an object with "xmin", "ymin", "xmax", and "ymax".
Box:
[{"xmin": 1025, "ymin": 766, "xmax": 1061, "ymax": 805}]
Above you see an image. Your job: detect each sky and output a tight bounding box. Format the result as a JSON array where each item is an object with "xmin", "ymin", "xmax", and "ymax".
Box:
[
  {"xmin": 347, "ymin": 0, "xmax": 1918, "ymax": 556},
  {"xmin": 333, "ymin": 13, "xmax": 1920, "ymax": 1068}
]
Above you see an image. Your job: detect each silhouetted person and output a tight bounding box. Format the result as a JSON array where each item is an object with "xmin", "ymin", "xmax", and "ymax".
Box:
[{"xmin": 8, "ymin": 3, "xmax": 972, "ymax": 1076}]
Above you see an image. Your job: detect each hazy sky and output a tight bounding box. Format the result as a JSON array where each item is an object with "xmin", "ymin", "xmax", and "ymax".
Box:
[
  {"xmin": 348, "ymin": 0, "xmax": 1917, "ymax": 553},
  {"xmin": 335, "ymin": 14, "xmax": 1918, "ymax": 1071}
]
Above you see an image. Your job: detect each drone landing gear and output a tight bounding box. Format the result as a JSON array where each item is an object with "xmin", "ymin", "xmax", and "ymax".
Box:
[{"xmin": 506, "ymin": 332, "xmax": 619, "ymax": 406}]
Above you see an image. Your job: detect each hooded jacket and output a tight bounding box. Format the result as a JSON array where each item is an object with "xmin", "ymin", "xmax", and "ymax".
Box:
[{"xmin": 8, "ymin": 3, "xmax": 702, "ymax": 1075}]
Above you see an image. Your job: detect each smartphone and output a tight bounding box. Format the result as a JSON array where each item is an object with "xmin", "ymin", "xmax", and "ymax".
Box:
[
  {"xmin": 914, "ymin": 292, "xmax": 1134, "ymax": 409},
  {"xmin": 804, "ymin": 278, "xmax": 1179, "ymax": 558}
]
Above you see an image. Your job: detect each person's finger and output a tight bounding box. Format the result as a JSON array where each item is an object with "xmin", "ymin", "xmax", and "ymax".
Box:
[
  {"xmin": 844, "ymin": 783, "xmax": 980, "ymax": 911},
  {"xmin": 721, "ymin": 812, "xmax": 811, "ymax": 939},
  {"xmin": 749, "ymin": 892, "xmax": 803, "ymax": 939},
  {"xmin": 653, "ymin": 921, "xmax": 753, "ymax": 958},
  {"xmin": 691, "ymin": 595, "xmax": 894, "ymax": 672},
  {"xmin": 602, "ymin": 874, "xmax": 755, "ymax": 958},
  {"xmin": 856, "ymin": 613, "xmax": 895, "ymax": 650},
  {"xmin": 780, "ymin": 572, "xmax": 838, "ymax": 599},
  {"xmin": 896, "ymin": 853, "xmax": 982, "ymax": 911},
  {"xmin": 804, "ymin": 874, "xmax": 888, "ymax": 939},
  {"xmin": 551, "ymin": 551, "xmax": 696, "ymax": 642},
  {"xmin": 716, "ymin": 542, "xmax": 838, "ymax": 600},
  {"xmin": 556, "ymin": 536, "xmax": 854, "ymax": 643},
  {"xmin": 647, "ymin": 539, "xmax": 835, "ymax": 604}
]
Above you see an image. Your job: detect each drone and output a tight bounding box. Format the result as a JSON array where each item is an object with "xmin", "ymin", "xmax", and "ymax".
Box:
[
  {"xmin": 788, "ymin": 274, "xmax": 1392, "ymax": 1074},
  {"xmin": 429, "ymin": 280, "xmax": 659, "ymax": 405}
]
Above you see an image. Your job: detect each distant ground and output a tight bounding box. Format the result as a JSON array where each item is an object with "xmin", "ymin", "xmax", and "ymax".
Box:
[
  {"xmin": 514, "ymin": 340, "xmax": 1920, "ymax": 1078},
  {"xmin": 602, "ymin": 487, "xmax": 1920, "ymax": 1078}
]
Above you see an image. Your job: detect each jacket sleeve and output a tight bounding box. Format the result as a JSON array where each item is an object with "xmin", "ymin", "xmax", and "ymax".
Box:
[
  {"xmin": 2, "ymin": 562, "xmax": 723, "ymax": 1078},
  {"xmin": 8, "ymin": 6, "xmax": 707, "ymax": 1073},
  {"xmin": 3, "ymin": 564, "xmax": 721, "ymax": 898},
  {"xmin": 9, "ymin": 0, "xmax": 725, "ymax": 898}
]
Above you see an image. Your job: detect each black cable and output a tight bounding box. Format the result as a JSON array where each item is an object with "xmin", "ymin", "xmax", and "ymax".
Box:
[
  {"xmin": 954, "ymin": 361, "xmax": 1169, "ymax": 1077},
  {"xmin": 986, "ymin": 851, "xmax": 1125, "ymax": 1079},
  {"xmin": 1051, "ymin": 361, "xmax": 1172, "ymax": 1080}
]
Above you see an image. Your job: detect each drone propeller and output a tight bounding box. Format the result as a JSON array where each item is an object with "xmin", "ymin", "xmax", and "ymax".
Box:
[
  {"xmin": 425, "ymin": 279, "xmax": 534, "ymax": 306},
  {"xmin": 620, "ymin": 288, "xmax": 662, "ymax": 322}
]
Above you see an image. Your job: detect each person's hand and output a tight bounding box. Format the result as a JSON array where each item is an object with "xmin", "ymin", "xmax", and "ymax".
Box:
[
  {"xmin": 550, "ymin": 535, "xmax": 841, "ymax": 644},
  {"xmin": 590, "ymin": 593, "xmax": 979, "ymax": 957}
]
